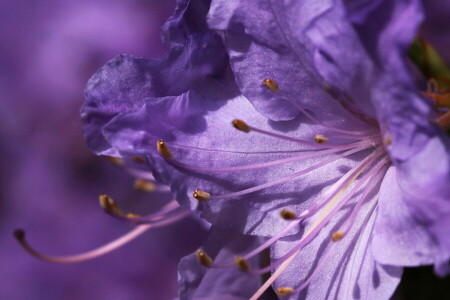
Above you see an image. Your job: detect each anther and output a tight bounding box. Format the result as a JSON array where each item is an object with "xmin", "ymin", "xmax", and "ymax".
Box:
[
  {"xmin": 156, "ymin": 139, "xmax": 173, "ymax": 159},
  {"xmin": 134, "ymin": 179, "xmax": 156, "ymax": 192},
  {"xmin": 104, "ymin": 156, "xmax": 124, "ymax": 166},
  {"xmin": 314, "ymin": 134, "xmax": 329, "ymax": 144},
  {"xmin": 262, "ymin": 78, "xmax": 279, "ymax": 93},
  {"xmin": 280, "ymin": 209, "xmax": 297, "ymax": 220},
  {"xmin": 131, "ymin": 156, "xmax": 146, "ymax": 164},
  {"xmin": 232, "ymin": 119, "xmax": 251, "ymax": 133},
  {"xmin": 234, "ymin": 256, "xmax": 251, "ymax": 271},
  {"xmin": 99, "ymin": 194, "xmax": 124, "ymax": 216},
  {"xmin": 195, "ymin": 250, "xmax": 213, "ymax": 267},
  {"xmin": 383, "ymin": 135, "xmax": 392, "ymax": 146},
  {"xmin": 193, "ymin": 190, "xmax": 211, "ymax": 201},
  {"xmin": 331, "ymin": 230, "xmax": 345, "ymax": 242},
  {"xmin": 14, "ymin": 229, "xmax": 25, "ymax": 240},
  {"xmin": 276, "ymin": 287, "xmax": 294, "ymax": 296}
]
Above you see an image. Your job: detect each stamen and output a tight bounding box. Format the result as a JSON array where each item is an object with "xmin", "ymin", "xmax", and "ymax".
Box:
[
  {"xmin": 383, "ymin": 135, "xmax": 392, "ymax": 147},
  {"xmin": 280, "ymin": 209, "xmax": 297, "ymax": 220},
  {"xmin": 170, "ymin": 142, "xmax": 373, "ymax": 177},
  {"xmin": 267, "ymin": 83, "xmax": 376, "ymax": 136},
  {"xmin": 14, "ymin": 225, "xmax": 152, "ymax": 263},
  {"xmin": 314, "ymin": 134, "xmax": 328, "ymax": 144},
  {"xmin": 262, "ymin": 78, "xmax": 279, "ymax": 93},
  {"xmin": 99, "ymin": 194, "xmax": 124, "ymax": 216},
  {"xmin": 232, "ymin": 119, "xmax": 251, "ymax": 133},
  {"xmin": 131, "ymin": 156, "xmax": 146, "ymax": 164},
  {"xmin": 276, "ymin": 287, "xmax": 294, "ymax": 296},
  {"xmin": 209, "ymin": 146, "xmax": 372, "ymax": 201},
  {"xmin": 331, "ymin": 230, "xmax": 345, "ymax": 242},
  {"xmin": 156, "ymin": 139, "xmax": 173, "ymax": 159},
  {"xmin": 193, "ymin": 190, "xmax": 211, "ymax": 201},
  {"xmin": 196, "ymin": 250, "xmax": 213, "ymax": 267},
  {"xmin": 104, "ymin": 156, "xmax": 124, "ymax": 166},
  {"xmin": 234, "ymin": 256, "xmax": 251, "ymax": 271},
  {"xmin": 134, "ymin": 179, "xmax": 156, "ymax": 192}
]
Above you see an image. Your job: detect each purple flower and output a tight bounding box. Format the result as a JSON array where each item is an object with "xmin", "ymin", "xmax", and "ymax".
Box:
[{"xmin": 81, "ymin": 0, "xmax": 450, "ymax": 299}]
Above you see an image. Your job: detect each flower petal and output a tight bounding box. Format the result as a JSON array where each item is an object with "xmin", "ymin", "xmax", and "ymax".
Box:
[
  {"xmin": 81, "ymin": 31, "xmax": 229, "ymax": 156},
  {"xmin": 207, "ymin": 0, "xmax": 370, "ymax": 129}
]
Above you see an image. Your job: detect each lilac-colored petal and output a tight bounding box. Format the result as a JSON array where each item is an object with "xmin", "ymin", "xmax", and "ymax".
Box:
[
  {"xmin": 81, "ymin": 31, "xmax": 228, "ymax": 156},
  {"xmin": 272, "ymin": 191, "xmax": 402, "ymax": 299},
  {"xmin": 306, "ymin": 2, "xmax": 377, "ymax": 121},
  {"xmin": 178, "ymin": 226, "xmax": 270, "ymax": 300},
  {"xmin": 207, "ymin": 0, "xmax": 371, "ymax": 129},
  {"xmin": 372, "ymin": 167, "xmax": 436, "ymax": 267}
]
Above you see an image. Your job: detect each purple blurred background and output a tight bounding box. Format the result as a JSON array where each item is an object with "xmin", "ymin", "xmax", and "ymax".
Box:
[{"xmin": 0, "ymin": 1, "xmax": 207, "ymax": 299}]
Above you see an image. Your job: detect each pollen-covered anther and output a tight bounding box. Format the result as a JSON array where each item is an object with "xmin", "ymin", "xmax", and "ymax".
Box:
[
  {"xmin": 193, "ymin": 189, "xmax": 211, "ymax": 201},
  {"xmin": 131, "ymin": 156, "xmax": 146, "ymax": 163},
  {"xmin": 384, "ymin": 135, "xmax": 392, "ymax": 146},
  {"xmin": 331, "ymin": 230, "xmax": 345, "ymax": 242},
  {"xmin": 104, "ymin": 156, "xmax": 124, "ymax": 166},
  {"xmin": 195, "ymin": 250, "xmax": 213, "ymax": 267},
  {"xmin": 13, "ymin": 229, "xmax": 25, "ymax": 241},
  {"xmin": 98, "ymin": 194, "xmax": 124, "ymax": 216},
  {"xmin": 232, "ymin": 119, "xmax": 251, "ymax": 133},
  {"xmin": 314, "ymin": 134, "xmax": 329, "ymax": 144},
  {"xmin": 276, "ymin": 287, "xmax": 294, "ymax": 296},
  {"xmin": 234, "ymin": 256, "xmax": 251, "ymax": 271},
  {"xmin": 134, "ymin": 179, "xmax": 156, "ymax": 193},
  {"xmin": 280, "ymin": 209, "xmax": 297, "ymax": 220},
  {"xmin": 262, "ymin": 78, "xmax": 279, "ymax": 93},
  {"xmin": 156, "ymin": 139, "xmax": 173, "ymax": 159}
]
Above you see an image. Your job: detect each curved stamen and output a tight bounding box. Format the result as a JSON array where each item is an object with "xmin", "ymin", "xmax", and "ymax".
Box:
[
  {"xmin": 14, "ymin": 225, "xmax": 152, "ymax": 264},
  {"xmin": 99, "ymin": 195, "xmax": 190, "ymax": 225},
  {"xmin": 166, "ymin": 141, "xmax": 372, "ymax": 175},
  {"xmin": 246, "ymin": 124, "xmax": 376, "ymax": 148},
  {"xmin": 209, "ymin": 146, "xmax": 373, "ymax": 201},
  {"xmin": 262, "ymin": 78, "xmax": 376, "ymax": 136}
]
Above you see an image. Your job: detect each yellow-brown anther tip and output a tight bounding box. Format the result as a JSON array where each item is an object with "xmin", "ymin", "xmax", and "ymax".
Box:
[
  {"xmin": 384, "ymin": 135, "xmax": 392, "ymax": 146},
  {"xmin": 196, "ymin": 250, "xmax": 213, "ymax": 267},
  {"xmin": 131, "ymin": 156, "xmax": 146, "ymax": 164},
  {"xmin": 276, "ymin": 287, "xmax": 294, "ymax": 296},
  {"xmin": 314, "ymin": 134, "xmax": 329, "ymax": 144},
  {"xmin": 193, "ymin": 189, "xmax": 211, "ymax": 201},
  {"xmin": 156, "ymin": 139, "xmax": 173, "ymax": 159},
  {"xmin": 262, "ymin": 78, "xmax": 279, "ymax": 93},
  {"xmin": 232, "ymin": 119, "xmax": 251, "ymax": 133},
  {"xmin": 280, "ymin": 209, "xmax": 297, "ymax": 220},
  {"xmin": 14, "ymin": 229, "xmax": 25, "ymax": 240},
  {"xmin": 98, "ymin": 194, "xmax": 112, "ymax": 208},
  {"xmin": 331, "ymin": 231, "xmax": 345, "ymax": 242},
  {"xmin": 104, "ymin": 156, "xmax": 124, "ymax": 166},
  {"xmin": 134, "ymin": 179, "xmax": 156, "ymax": 193},
  {"xmin": 126, "ymin": 213, "xmax": 141, "ymax": 218},
  {"xmin": 234, "ymin": 256, "xmax": 251, "ymax": 271}
]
